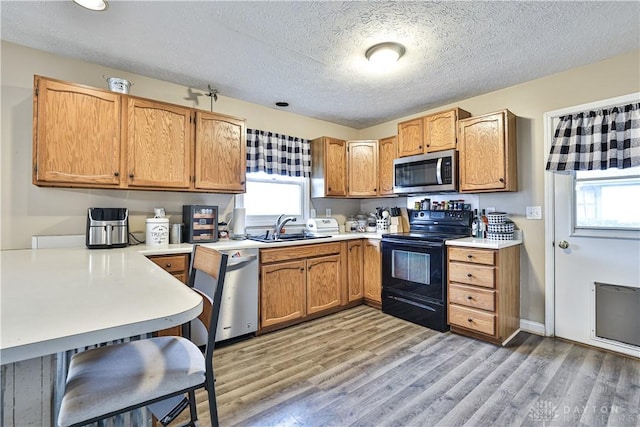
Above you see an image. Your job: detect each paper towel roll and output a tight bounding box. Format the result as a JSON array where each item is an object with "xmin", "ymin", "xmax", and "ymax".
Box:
[{"xmin": 231, "ymin": 208, "xmax": 246, "ymax": 240}]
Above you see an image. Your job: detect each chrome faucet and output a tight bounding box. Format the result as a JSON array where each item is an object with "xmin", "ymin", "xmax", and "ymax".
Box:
[{"xmin": 274, "ymin": 214, "xmax": 297, "ymax": 239}]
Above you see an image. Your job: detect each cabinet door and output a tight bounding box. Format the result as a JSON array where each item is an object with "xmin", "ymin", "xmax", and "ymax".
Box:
[
  {"xmin": 33, "ymin": 76, "xmax": 121, "ymax": 186},
  {"xmin": 363, "ymin": 239, "xmax": 382, "ymax": 304},
  {"xmin": 325, "ymin": 137, "xmax": 347, "ymax": 196},
  {"xmin": 261, "ymin": 260, "xmax": 306, "ymax": 328},
  {"xmin": 397, "ymin": 118, "xmax": 423, "ymax": 157},
  {"xmin": 306, "ymin": 254, "xmax": 342, "ymax": 315},
  {"xmin": 126, "ymin": 98, "xmax": 191, "ymax": 189},
  {"xmin": 378, "ymin": 136, "xmax": 396, "ymax": 196},
  {"xmin": 459, "ymin": 111, "xmax": 516, "ymax": 192},
  {"xmin": 424, "ymin": 109, "xmax": 469, "ymax": 152},
  {"xmin": 347, "ymin": 240, "xmax": 364, "ymax": 302},
  {"xmin": 194, "ymin": 111, "xmax": 246, "ymax": 192},
  {"xmin": 347, "ymin": 140, "xmax": 378, "ymax": 197}
]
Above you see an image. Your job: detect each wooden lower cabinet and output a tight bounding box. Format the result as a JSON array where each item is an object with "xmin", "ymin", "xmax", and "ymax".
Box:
[
  {"xmin": 347, "ymin": 240, "xmax": 364, "ymax": 302},
  {"xmin": 260, "ymin": 260, "xmax": 306, "ymax": 328},
  {"xmin": 306, "ymin": 254, "xmax": 342, "ymax": 315},
  {"xmin": 259, "ymin": 242, "xmax": 344, "ymax": 331},
  {"xmin": 447, "ymin": 245, "xmax": 520, "ymax": 345},
  {"xmin": 147, "ymin": 253, "xmax": 190, "ymax": 337},
  {"xmin": 363, "ymin": 239, "xmax": 382, "ymax": 307},
  {"xmin": 148, "ymin": 253, "xmax": 189, "ymax": 284}
]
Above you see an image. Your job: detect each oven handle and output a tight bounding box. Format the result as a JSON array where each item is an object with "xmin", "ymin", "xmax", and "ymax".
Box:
[
  {"xmin": 386, "ymin": 295, "xmax": 437, "ymax": 312},
  {"xmin": 382, "ymin": 238, "xmax": 444, "ymax": 248}
]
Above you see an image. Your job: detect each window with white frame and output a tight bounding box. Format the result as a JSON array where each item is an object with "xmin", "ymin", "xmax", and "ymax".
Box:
[
  {"xmin": 574, "ymin": 167, "xmax": 640, "ymax": 230},
  {"xmin": 236, "ymin": 172, "xmax": 309, "ymax": 227}
]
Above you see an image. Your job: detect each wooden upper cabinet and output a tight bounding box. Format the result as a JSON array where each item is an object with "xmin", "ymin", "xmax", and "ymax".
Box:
[
  {"xmin": 397, "ymin": 117, "xmax": 423, "ymax": 157},
  {"xmin": 126, "ymin": 98, "xmax": 191, "ymax": 189},
  {"xmin": 424, "ymin": 108, "xmax": 471, "ymax": 152},
  {"xmin": 311, "ymin": 137, "xmax": 347, "ymax": 197},
  {"xmin": 33, "ymin": 75, "xmax": 121, "ymax": 186},
  {"xmin": 397, "ymin": 108, "xmax": 471, "ymax": 158},
  {"xmin": 194, "ymin": 111, "xmax": 246, "ymax": 193},
  {"xmin": 458, "ymin": 110, "xmax": 517, "ymax": 193},
  {"xmin": 347, "ymin": 140, "xmax": 378, "ymax": 197},
  {"xmin": 378, "ymin": 136, "xmax": 396, "ymax": 196}
]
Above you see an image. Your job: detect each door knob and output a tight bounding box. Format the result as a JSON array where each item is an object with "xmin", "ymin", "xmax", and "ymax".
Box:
[{"xmin": 558, "ymin": 240, "xmax": 569, "ymax": 249}]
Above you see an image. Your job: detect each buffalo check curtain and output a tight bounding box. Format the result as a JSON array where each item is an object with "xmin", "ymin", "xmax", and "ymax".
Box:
[
  {"xmin": 246, "ymin": 129, "xmax": 311, "ymax": 177},
  {"xmin": 546, "ymin": 102, "xmax": 640, "ymax": 173}
]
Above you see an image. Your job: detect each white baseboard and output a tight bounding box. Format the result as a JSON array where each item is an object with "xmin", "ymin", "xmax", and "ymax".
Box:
[{"xmin": 520, "ymin": 319, "xmax": 546, "ymax": 336}]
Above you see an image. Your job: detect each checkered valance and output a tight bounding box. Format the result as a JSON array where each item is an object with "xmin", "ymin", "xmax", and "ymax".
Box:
[
  {"xmin": 246, "ymin": 129, "xmax": 311, "ymax": 177},
  {"xmin": 546, "ymin": 102, "xmax": 640, "ymax": 173}
]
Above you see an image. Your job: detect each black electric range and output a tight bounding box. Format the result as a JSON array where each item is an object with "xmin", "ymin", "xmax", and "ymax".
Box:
[{"xmin": 381, "ymin": 209, "xmax": 473, "ymax": 331}]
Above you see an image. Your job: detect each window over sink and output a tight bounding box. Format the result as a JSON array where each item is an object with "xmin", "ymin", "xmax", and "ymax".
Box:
[{"xmin": 236, "ymin": 172, "xmax": 309, "ymax": 227}]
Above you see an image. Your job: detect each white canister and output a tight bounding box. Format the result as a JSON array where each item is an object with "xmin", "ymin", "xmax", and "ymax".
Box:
[{"xmin": 146, "ymin": 218, "xmax": 169, "ymax": 246}]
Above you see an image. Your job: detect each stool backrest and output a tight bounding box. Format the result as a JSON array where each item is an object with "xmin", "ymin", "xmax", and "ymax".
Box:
[{"xmin": 188, "ymin": 246, "xmax": 228, "ymax": 367}]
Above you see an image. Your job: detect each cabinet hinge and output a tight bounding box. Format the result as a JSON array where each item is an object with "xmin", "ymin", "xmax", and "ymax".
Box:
[{"xmin": 35, "ymin": 87, "xmax": 39, "ymax": 97}]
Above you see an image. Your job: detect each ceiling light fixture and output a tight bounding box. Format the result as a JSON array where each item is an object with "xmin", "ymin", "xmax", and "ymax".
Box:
[
  {"xmin": 365, "ymin": 42, "xmax": 406, "ymax": 66},
  {"xmin": 72, "ymin": 0, "xmax": 108, "ymax": 11}
]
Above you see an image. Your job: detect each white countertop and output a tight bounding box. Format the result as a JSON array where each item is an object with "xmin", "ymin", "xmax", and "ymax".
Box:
[
  {"xmin": 0, "ymin": 232, "xmax": 382, "ymax": 364},
  {"xmin": 445, "ymin": 236, "xmax": 522, "ymax": 249},
  {"xmin": 0, "ymin": 248, "xmax": 203, "ymax": 364}
]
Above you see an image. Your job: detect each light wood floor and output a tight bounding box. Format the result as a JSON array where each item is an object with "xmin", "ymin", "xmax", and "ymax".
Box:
[{"xmin": 172, "ymin": 305, "xmax": 640, "ymax": 427}]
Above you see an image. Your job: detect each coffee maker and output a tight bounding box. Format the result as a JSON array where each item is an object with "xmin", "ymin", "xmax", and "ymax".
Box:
[{"xmin": 86, "ymin": 208, "xmax": 129, "ymax": 249}]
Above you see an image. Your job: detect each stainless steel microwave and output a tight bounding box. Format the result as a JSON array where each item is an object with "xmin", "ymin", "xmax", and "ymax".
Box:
[{"xmin": 393, "ymin": 149, "xmax": 458, "ymax": 194}]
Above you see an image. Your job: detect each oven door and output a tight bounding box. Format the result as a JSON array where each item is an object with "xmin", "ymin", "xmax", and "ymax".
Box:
[{"xmin": 381, "ymin": 237, "xmax": 446, "ymax": 303}]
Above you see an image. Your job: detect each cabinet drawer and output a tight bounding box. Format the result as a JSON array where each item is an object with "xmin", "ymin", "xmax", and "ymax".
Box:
[
  {"xmin": 149, "ymin": 254, "xmax": 188, "ymax": 273},
  {"xmin": 449, "ymin": 305, "xmax": 495, "ymax": 336},
  {"xmin": 449, "ymin": 284, "xmax": 495, "ymax": 311},
  {"xmin": 449, "ymin": 262, "xmax": 495, "ymax": 288},
  {"xmin": 261, "ymin": 242, "xmax": 342, "ymax": 264},
  {"xmin": 448, "ymin": 247, "xmax": 495, "ymax": 265}
]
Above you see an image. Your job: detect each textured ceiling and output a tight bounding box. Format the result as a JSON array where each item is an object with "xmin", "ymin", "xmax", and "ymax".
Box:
[{"xmin": 2, "ymin": 1, "xmax": 639, "ymax": 129}]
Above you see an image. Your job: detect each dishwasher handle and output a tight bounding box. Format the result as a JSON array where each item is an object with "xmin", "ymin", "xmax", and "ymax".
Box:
[{"xmin": 226, "ymin": 254, "xmax": 258, "ymax": 272}]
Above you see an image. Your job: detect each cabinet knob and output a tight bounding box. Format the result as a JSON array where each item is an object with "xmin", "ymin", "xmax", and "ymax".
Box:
[
  {"xmin": 129, "ymin": 173, "xmax": 134, "ymax": 179},
  {"xmin": 467, "ymin": 295, "xmax": 473, "ymax": 300},
  {"xmin": 300, "ymin": 268, "xmax": 304, "ymax": 272},
  {"xmin": 328, "ymin": 187, "xmax": 332, "ymax": 191},
  {"xmin": 467, "ymin": 254, "xmax": 473, "ymax": 258},
  {"xmin": 467, "ymin": 273, "xmax": 473, "ymax": 278},
  {"xmin": 418, "ymin": 145, "xmax": 422, "ymax": 149},
  {"xmin": 467, "ymin": 318, "xmax": 473, "ymax": 323},
  {"xmin": 165, "ymin": 263, "xmax": 171, "ymax": 268},
  {"xmin": 499, "ymin": 178, "xmax": 505, "ymax": 183},
  {"xmin": 114, "ymin": 171, "xmax": 119, "ymax": 177}
]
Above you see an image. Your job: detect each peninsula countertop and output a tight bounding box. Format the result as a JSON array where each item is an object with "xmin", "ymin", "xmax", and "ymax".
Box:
[{"xmin": 0, "ymin": 248, "xmax": 203, "ymax": 364}]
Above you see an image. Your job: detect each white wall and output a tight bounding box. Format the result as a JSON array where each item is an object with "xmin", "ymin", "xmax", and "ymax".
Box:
[
  {"xmin": 2, "ymin": 40, "xmax": 639, "ymax": 325},
  {"xmin": 0, "ymin": 41, "xmax": 359, "ymax": 250},
  {"xmin": 358, "ymin": 50, "xmax": 640, "ymax": 324}
]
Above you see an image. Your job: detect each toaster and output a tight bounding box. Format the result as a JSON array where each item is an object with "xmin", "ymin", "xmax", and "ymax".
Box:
[{"xmin": 86, "ymin": 208, "xmax": 129, "ymax": 249}]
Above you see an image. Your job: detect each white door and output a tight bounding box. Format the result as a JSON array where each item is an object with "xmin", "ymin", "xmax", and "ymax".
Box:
[
  {"xmin": 553, "ymin": 170, "xmax": 640, "ymax": 357},
  {"xmin": 545, "ymin": 93, "xmax": 640, "ymax": 358}
]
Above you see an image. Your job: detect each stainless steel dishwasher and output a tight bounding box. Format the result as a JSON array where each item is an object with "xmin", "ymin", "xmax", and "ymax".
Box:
[{"xmin": 192, "ymin": 247, "xmax": 259, "ymax": 344}]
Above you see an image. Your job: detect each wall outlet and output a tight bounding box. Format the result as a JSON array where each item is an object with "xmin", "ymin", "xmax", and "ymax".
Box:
[
  {"xmin": 310, "ymin": 208, "xmax": 317, "ymax": 218},
  {"xmin": 325, "ymin": 208, "xmax": 332, "ymax": 218},
  {"xmin": 526, "ymin": 206, "xmax": 542, "ymax": 220}
]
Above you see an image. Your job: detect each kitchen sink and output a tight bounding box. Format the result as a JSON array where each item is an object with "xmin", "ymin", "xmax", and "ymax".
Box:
[{"xmin": 248, "ymin": 233, "xmax": 331, "ymax": 243}]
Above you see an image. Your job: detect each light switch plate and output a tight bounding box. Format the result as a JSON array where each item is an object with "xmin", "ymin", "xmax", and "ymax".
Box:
[
  {"xmin": 526, "ymin": 206, "xmax": 542, "ymax": 220},
  {"xmin": 325, "ymin": 208, "xmax": 332, "ymax": 218}
]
